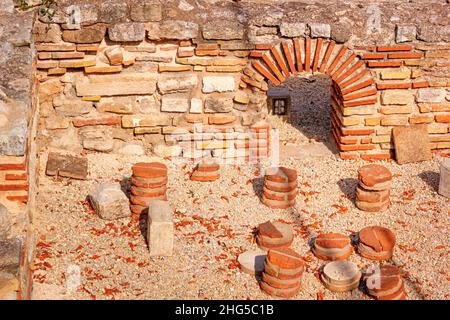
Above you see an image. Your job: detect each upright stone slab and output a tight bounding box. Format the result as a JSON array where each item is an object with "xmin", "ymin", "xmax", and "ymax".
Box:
[
  {"xmin": 147, "ymin": 200, "xmax": 173, "ymax": 256},
  {"xmin": 0, "ymin": 204, "xmax": 11, "ymax": 239},
  {"xmin": 392, "ymin": 124, "xmax": 432, "ymax": 165},
  {"xmin": 88, "ymin": 184, "xmax": 131, "ymax": 220},
  {"xmin": 439, "ymin": 158, "xmax": 450, "ymax": 199}
]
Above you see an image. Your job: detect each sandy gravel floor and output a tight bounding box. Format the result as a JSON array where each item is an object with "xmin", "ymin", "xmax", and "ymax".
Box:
[{"xmin": 31, "ymin": 142, "xmax": 450, "ymax": 300}]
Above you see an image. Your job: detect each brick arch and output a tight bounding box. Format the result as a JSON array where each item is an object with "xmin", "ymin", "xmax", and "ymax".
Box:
[{"xmin": 241, "ymin": 38, "xmax": 381, "ymax": 160}]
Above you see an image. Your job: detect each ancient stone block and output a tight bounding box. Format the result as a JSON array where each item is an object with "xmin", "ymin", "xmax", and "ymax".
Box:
[
  {"xmin": 439, "ymin": 158, "xmax": 450, "ymax": 199},
  {"xmin": 88, "ymin": 184, "xmax": 131, "ymax": 220},
  {"xmin": 279, "ymin": 22, "xmax": 306, "ymax": 38},
  {"xmin": 161, "ymin": 94, "xmax": 190, "ymax": 112},
  {"xmin": 381, "ymin": 90, "xmax": 413, "ymax": 105},
  {"xmin": 190, "ymin": 98, "xmax": 203, "ymax": 113},
  {"xmin": 309, "ymin": 23, "xmax": 331, "ymax": 38},
  {"xmin": 130, "ymin": 1, "xmax": 162, "ymax": 22},
  {"xmin": 204, "ymin": 96, "xmax": 233, "ymax": 113},
  {"xmin": 203, "ymin": 21, "xmax": 244, "ymax": 40},
  {"xmin": 0, "ymin": 118, "xmax": 27, "ymax": 156},
  {"xmin": 46, "ymin": 152, "xmax": 88, "ymax": 180},
  {"xmin": 380, "ymin": 69, "xmax": 410, "ymax": 80},
  {"xmin": 417, "ymin": 26, "xmax": 450, "ymax": 43},
  {"xmin": 62, "ymin": 24, "xmax": 107, "ymax": 43},
  {"xmin": 416, "ymin": 88, "xmax": 446, "ymax": 103},
  {"xmin": 122, "ymin": 114, "xmax": 171, "ymax": 127},
  {"xmin": 97, "ymin": 97, "xmax": 134, "ymax": 114},
  {"xmin": 79, "ymin": 126, "xmax": 115, "ymax": 152},
  {"xmin": 0, "ymin": 238, "xmax": 21, "ymax": 274},
  {"xmin": 108, "ymin": 23, "xmax": 145, "ymax": 42},
  {"xmin": 98, "ymin": 2, "xmax": 129, "ymax": 23},
  {"xmin": 202, "ymin": 76, "xmax": 235, "ymax": 93},
  {"xmin": 104, "ymin": 46, "xmax": 124, "ymax": 66},
  {"xmin": 157, "ymin": 73, "xmax": 198, "ymax": 94},
  {"xmin": 53, "ymin": 97, "xmax": 93, "ymax": 117},
  {"xmin": 147, "ymin": 200, "xmax": 173, "ymax": 256},
  {"xmin": 76, "ymin": 74, "xmax": 157, "ymax": 97},
  {"xmin": 0, "ymin": 204, "xmax": 11, "ymax": 240},
  {"xmin": 33, "ymin": 21, "xmax": 61, "ymax": 43},
  {"xmin": 396, "ymin": 25, "xmax": 417, "ymax": 43},
  {"xmin": 159, "ymin": 21, "xmax": 198, "ymax": 40},
  {"xmin": 392, "ymin": 125, "xmax": 432, "ymax": 165}
]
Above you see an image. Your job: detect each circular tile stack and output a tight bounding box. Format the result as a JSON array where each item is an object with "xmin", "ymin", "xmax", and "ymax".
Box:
[
  {"xmin": 237, "ymin": 249, "xmax": 266, "ymax": 275},
  {"xmin": 358, "ymin": 226, "xmax": 396, "ymax": 260},
  {"xmin": 190, "ymin": 158, "xmax": 220, "ymax": 182},
  {"xmin": 356, "ymin": 164, "xmax": 392, "ymax": 212},
  {"xmin": 364, "ymin": 265, "xmax": 407, "ymax": 300},
  {"xmin": 261, "ymin": 167, "xmax": 297, "ymax": 209},
  {"xmin": 320, "ymin": 260, "xmax": 361, "ymax": 292},
  {"xmin": 260, "ymin": 248, "xmax": 304, "ymax": 298},
  {"xmin": 256, "ymin": 221, "xmax": 294, "ymax": 251},
  {"xmin": 312, "ymin": 233, "xmax": 353, "ymax": 261},
  {"xmin": 130, "ymin": 162, "xmax": 168, "ymax": 215}
]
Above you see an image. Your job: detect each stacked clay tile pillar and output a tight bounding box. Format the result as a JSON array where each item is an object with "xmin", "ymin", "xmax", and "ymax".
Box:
[
  {"xmin": 130, "ymin": 162, "xmax": 168, "ymax": 215},
  {"xmin": 190, "ymin": 158, "xmax": 220, "ymax": 182},
  {"xmin": 261, "ymin": 167, "xmax": 297, "ymax": 209},
  {"xmin": 356, "ymin": 164, "xmax": 392, "ymax": 212}
]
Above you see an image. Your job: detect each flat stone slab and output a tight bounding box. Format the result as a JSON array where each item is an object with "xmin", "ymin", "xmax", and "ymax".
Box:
[
  {"xmin": 46, "ymin": 152, "xmax": 88, "ymax": 180},
  {"xmin": 439, "ymin": 158, "xmax": 450, "ymax": 199},
  {"xmin": 393, "ymin": 124, "xmax": 432, "ymax": 165},
  {"xmin": 238, "ymin": 249, "xmax": 266, "ymax": 275},
  {"xmin": 88, "ymin": 184, "xmax": 131, "ymax": 220},
  {"xmin": 147, "ymin": 200, "xmax": 173, "ymax": 257}
]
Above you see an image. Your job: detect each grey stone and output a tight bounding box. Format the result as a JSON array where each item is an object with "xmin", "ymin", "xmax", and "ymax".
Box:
[
  {"xmin": 108, "ymin": 23, "xmax": 145, "ymax": 42},
  {"xmin": 130, "ymin": 1, "xmax": 162, "ymax": 22},
  {"xmin": 88, "ymin": 184, "xmax": 131, "ymax": 220},
  {"xmin": 439, "ymin": 158, "xmax": 450, "ymax": 199},
  {"xmin": 33, "ymin": 21, "xmax": 61, "ymax": 43},
  {"xmin": 331, "ymin": 22, "xmax": 352, "ymax": 44},
  {"xmin": 159, "ymin": 21, "xmax": 199, "ymax": 40},
  {"xmin": 147, "ymin": 200, "xmax": 173, "ymax": 256},
  {"xmin": 417, "ymin": 26, "xmax": 450, "ymax": 42},
  {"xmin": 62, "ymin": 24, "xmax": 107, "ymax": 43},
  {"xmin": 0, "ymin": 119, "xmax": 27, "ymax": 156},
  {"xmin": 0, "ymin": 204, "xmax": 11, "ymax": 239},
  {"xmin": 0, "ymin": 0, "xmax": 14, "ymax": 13},
  {"xmin": 203, "ymin": 21, "xmax": 244, "ymax": 40},
  {"xmin": 48, "ymin": 127, "xmax": 83, "ymax": 154},
  {"xmin": 54, "ymin": 98, "xmax": 93, "ymax": 117},
  {"xmin": 46, "ymin": 152, "xmax": 88, "ymax": 180},
  {"xmin": 202, "ymin": 76, "xmax": 235, "ymax": 93},
  {"xmin": 98, "ymin": 2, "xmax": 129, "ymax": 23},
  {"xmin": 0, "ymin": 238, "xmax": 21, "ymax": 274},
  {"xmin": 396, "ymin": 25, "xmax": 417, "ymax": 43},
  {"xmin": 204, "ymin": 96, "xmax": 234, "ymax": 113},
  {"xmin": 416, "ymin": 88, "xmax": 446, "ymax": 103},
  {"xmin": 161, "ymin": 94, "xmax": 190, "ymax": 113},
  {"xmin": 309, "ymin": 23, "xmax": 331, "ymax": 38},
  {"xmin": 79, "ymin": 126, "xmax": 114, "ymax": 152},
  {"xmin": 145, "ymin": 22, "xmax": 161, "ymax": 41},
  {"xmin": 280, "ymin": 22, "xmax": 307, "ymax": 38},
  {"xmin": 157, "ymin": 73, "xmax": 198, "ymax": 94}
]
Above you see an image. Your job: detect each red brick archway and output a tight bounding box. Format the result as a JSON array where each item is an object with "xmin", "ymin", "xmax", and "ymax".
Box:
[{"xmin": 241, "ymin": 38, "xmax": 380, "ymax": 160}]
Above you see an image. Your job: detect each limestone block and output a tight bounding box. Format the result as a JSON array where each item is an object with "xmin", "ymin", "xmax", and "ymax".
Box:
[
  {"xmin": 204, "ymin": 95, "xmax": 233, "ymax": 113},
  {"xmin": 280, "ymin": 23, "xmax": 306, "ymax": 37},
  {"xmin": 54, "ymin": 98, "xmax": 93, "ymax": 117},
  {"xmin": 157, "ymin": 73, "xmax": 198, "ymax": 94},
  {"xmin": 380, "ymin": 69, "xmax": 410, "ymax": 80},
  {"xmin": 0, "ymin": 204, "xmax": 11, "ymax": 240},
  {"xmin": 88, "ymin": 184, "xmax": 131, "ymax": 220},
  {"xmin": 309, "ymin": 23, "xmax": 331, "ymax": 38},
  {"xmin": 96, "ymin": 97, "xmax": 134, "ymax": 114},
  {"xmin": 416, "ymin": 88, "xmax": 446, "ymax": 103},
  {"xmin": 147, "ymin": 200, "xmax": 173, "ymax": 256},
  {"xmin": 46, "ymin": 152, "xmax": 88, "ymax": 180},
  {"xmin": 202, "ymin": 76, "xmax": 235, "ymax": 93},
  {"xmin": 161, "ymin": 94, "xmax": 189, "ymax": 112},
  {"xmin": 122, "ymin": 114, "xmax": 171, "ymax": 127},
  {"xmin": 62, "ymin": 24, "xmax": 107, "ymax": 43},
  {"xmin": 396, "ymin": 25, "xmax": 417, "ymax": 43},
  {"xmin": 439, "ymin": 158, "xmax": 450, "ymax": 199},
  {"xmin": 0, "ymin": 238, "xmax": 21, "ymax": 274},
  {"xmin": 130, "ymin": 1, "xmax": 162, "ymax": 22},
  {"xmin": 190, "ymin": 98, "xmax": 203, "ymax": 113},
  {"xmin": 108, "ymin": 23, "xmax": 145, "ymax": 42},
  {"xmin": 392, "ymin": 124, "xmax": 432, "ymax": 164},
  {"xmin": 76, "ymin": 74, "xmax": 157, "ymax": 96},
  {"xmin": 381, "ymin": 90, "xmax": 413, "ymax": 105},
  {"xmin": 159, "ymin": 21, "xmax": 198, "ymax": 40},
  {"xmin": 79, "ymin": 126, "xmax": 114, "ymax": 152},
  {"xmin": 203, "ymin": 21, "xmax": 244, "ymax": 40}
]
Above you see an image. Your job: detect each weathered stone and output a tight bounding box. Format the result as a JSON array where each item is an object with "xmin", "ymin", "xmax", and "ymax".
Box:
[
  {"xmin": 417, "ymin": 26, "xmax": 450, "ymax": 43},
  {"xmin": 79, "ymin": 126, "xmax": 114, "ymax": 152},
  {"xmin": 280, "ymin": 22, "xmax": 307, "ymax": 38},
  {"xmin": 62, "ymin": 24, "xmax": 107, "ymax": 43},
  {"xmin": 0, "ymin": 273, "xmax": 19, "ymax": 300},
  {"xmin": 122, "ymin": 114, "xmax": 171, "ymax": 127},
  {"xmin": 309, "ymin": 23, "xmax": 331, "ymax": 38},
  {"xmin": 88, "ymin": 184, "xmax": 131, "ymax": 220},
  {"xmin": 392, "ymin": 125, "xmax": 432, "ymax": 165},
  {"xmin": 0, "ymin": 204, "xmax": 11, "ymax": 239},
  {"xmin": 157, "ymin": 73, "xmax": 198, "ymax": 94},
  {"xmin": 204, "ymin": 96, "xmax": 234, "ymax": 113},
  {"xmin": 439, "ymin": 158, "xmax": 450, "ymax": 199},
  {"xmin": 0, "ymin": 238, "xmax": 21, "ymax": 274},
  {"xmin": 396, "ymin": 25, "xmax": 417, "ymax": 43},
  {"xmin": 0, "ymin": 118, "xmax": 27, "ymax": 156},
  {"xmin": 76, "ymin": 74, "xmax": 157, "ymax": 97},
  {"xmin": 161, "ymin": 94, "xmax": 190, "ymax": 112},
  {"xmin": 98, "ymin": 2, "xmax": 129, "ymax": 23},
  {"xmin": 381, "ymin": 90, "xmax": 413, "ymax": 105},
  {"xmin": 331, "ymin": 22, "xmax": 352, "ymax": 43},
  {"xmin": 38, "ymin": 79, "xmax": 62, "ymax": 103},
  {"xmin": 45, "ymin": 115, "xmax": 70, "ymax": 130},
  {"xmin": 46, "ymin": 152, "xmax": 88, "ymax": 179},
  {"xmin": 108, "ymin": 23, "xmax": 145, "ymax": 42},
  {"xmin": 159, "ymin": 21, "xmax": 199, "ymax": 40},
  {"xmin": 33, "ymin": 21, "xmax": 61, "ymax": 43},
  {"xmin": 380, "ymin": 69, "xmax": 410, "ymax": 80},
  {"xmin": 190, "ymin": 98, "xmax": 202, "ymax": 113},
  {"xmin": 153, "ymin": 143, "xmax": 182, "ymax": 158},
  {"xmin": 54, "ymin": 98, "xmax": 93, "ymax": 117},
  {"xmin": 104, "ymin": 46, "xmax": 123, "ymax": 66},
  {"xmin": 147, "ymin": 200, "xmax": 173, "ymax": 256},
  {"xmin": 96, "ymin": 97, "xmax": 134, "ymax": 114},
  {"xmin": 416, "ymin": 88, "xmax": 446, "ymax": 103},
  {"xmin": 130, "ymin": 1, "xmax": 162, "ymax": 22},
  {"xmin": 203, "ymin": 21, "xmax": 244, "ymax": 40},
  {"xmin": 114, "ymin": 142, "xmax": 145, "ymax": 156},
  {"xmin": 202, "ymin": 76, "xmax": 235, "ymax": 93},
  {"xmin": 48, "ymin": 127, "xmax": 83, "ymax": 153}
]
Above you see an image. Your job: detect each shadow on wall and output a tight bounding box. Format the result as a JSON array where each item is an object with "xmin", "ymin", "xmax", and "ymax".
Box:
[{"xmin": 267, "ymin": 74, "xmax": 338, "ymax": 154}]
